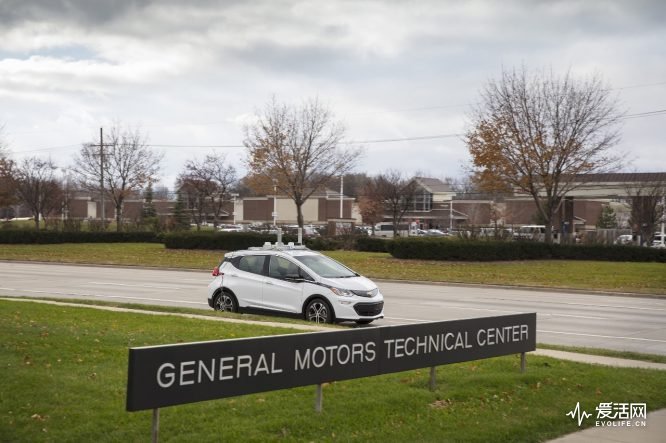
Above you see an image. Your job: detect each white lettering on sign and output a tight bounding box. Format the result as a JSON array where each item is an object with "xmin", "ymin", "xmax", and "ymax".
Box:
[
  {"xmin": 155, "ymin": 353, "xmax": 283, "ymax": 388},
  {"xmin": 477, "ymin": 324, "xmax": 529, "ymax": 346},
  {"xmin": 294, "ymin": 342, "xmax": 376, "ymax": 371}
]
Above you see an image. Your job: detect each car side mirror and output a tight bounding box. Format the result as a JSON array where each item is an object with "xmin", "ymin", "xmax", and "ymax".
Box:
[{"xmin": 285, "ymin": 274, "xmax": 304, "ymax": 282}]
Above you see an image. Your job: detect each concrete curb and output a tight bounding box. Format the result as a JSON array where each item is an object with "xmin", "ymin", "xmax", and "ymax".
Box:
[{"xmin": 533, "ymin": 349, "xmax": 666, "ymax": 371}]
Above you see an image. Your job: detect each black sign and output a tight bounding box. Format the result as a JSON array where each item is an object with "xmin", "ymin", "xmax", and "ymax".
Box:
[{"xmin": 127, "ymin": 313, "xmax": 536, "ymax": 411}]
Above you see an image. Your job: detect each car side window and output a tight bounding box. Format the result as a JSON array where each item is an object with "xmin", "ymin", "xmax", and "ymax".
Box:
[
  {"xmin": 268, "ymin": 256, "xmax": 312, "ymax": 281},
  {"xmin": 238, "ymin": 255, "xmax": 266, "ymax": 275}
]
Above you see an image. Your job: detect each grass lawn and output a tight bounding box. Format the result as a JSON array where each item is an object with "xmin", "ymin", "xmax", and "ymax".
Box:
[
  {"xmin": 1, "ymin": 243, "xmax": 665, "ymax": 294},
  {"xmin": 2, "ymin": 299, "xmax": 665, "ymax": 442}
]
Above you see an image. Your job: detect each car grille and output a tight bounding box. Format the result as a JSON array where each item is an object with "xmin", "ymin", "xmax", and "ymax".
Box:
[
  {"xmin": 353, "ymin": 302, "xmax": 384, "ymax": 316},
  {"xmin": 351, "ymin": 288, "xmax": 378, "ymax": 297}
]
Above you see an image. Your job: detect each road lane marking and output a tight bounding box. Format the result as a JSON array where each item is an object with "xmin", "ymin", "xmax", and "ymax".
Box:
[
  {"xmin": 482, "ymin": 297, "xmax": 666, "ymax": 312},
  {"xmin": 538, "ymin": 329, "xmax": 666, "ymax": 343},
  {"xmin": 87, "ymin": 282, "xmax": 187, "ymax": 290},
  {"xmin": 539, "ymin": 313, "xmax": 609, "ymax": 320},
  {"xmin": 0, "ymin": 287, "xmax": 208, "ymax": 306},
  {"xmin": 388, "ymin": 304, "xmax": 609, "ymax": 320},
  {"xmin": 383, "ymin": 316, "xmax": 431, "ymax": 323}
]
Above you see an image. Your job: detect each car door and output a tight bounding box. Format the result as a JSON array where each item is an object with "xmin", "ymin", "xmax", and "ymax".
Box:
[
  {"xmin": 225, "ymin": 255, "xmax": 268, "ymax": 308},
  {"xmin": 263, "ymin": 255, "xmax": 308, "ymax": 313}
]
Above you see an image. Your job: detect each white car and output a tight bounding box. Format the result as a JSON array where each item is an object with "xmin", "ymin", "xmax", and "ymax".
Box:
[{"xmin": 207, "ymin": 243, "xmax": 384, "ymax": 324}]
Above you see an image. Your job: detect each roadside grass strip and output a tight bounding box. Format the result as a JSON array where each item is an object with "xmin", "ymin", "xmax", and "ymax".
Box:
[{"xmin": 2, "ymin": 300, "xmax": 665, "ymax": 442}]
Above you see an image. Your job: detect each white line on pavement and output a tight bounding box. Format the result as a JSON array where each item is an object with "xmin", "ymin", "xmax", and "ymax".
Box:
[{"xmin": 538, "ymin": 329, "xmax": 666, "ymax": 343}]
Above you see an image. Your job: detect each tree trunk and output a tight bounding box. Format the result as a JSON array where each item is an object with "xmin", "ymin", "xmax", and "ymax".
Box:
[
  {"xmin": 116, "ymin": 203, "xmax": 123, "ymax": 232},
  {"xmin": 34, "ymin": 213, "xmax": 40, "ymax": 230},
  {"xmin": 296, "ymin": 201, "xmax": 304, "ymax": 228},
  {"xmin": 544, "ymin": 223, "xmax": 553, "ymax": 244}
]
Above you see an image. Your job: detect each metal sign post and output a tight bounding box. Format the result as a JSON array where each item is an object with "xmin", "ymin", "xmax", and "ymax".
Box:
[{"xmin": 152, "ymin": 408, "xmax": 159, "ymax": 443}]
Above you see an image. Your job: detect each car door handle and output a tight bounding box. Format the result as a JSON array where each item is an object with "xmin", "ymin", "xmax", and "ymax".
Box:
[{"xmin": 265, "ymin": 281, "xmax": 274, "ymax": 285}]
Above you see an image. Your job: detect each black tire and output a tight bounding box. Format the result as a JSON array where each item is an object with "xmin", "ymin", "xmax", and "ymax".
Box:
[
  {"xmin": 356, "ymin": 319, "xmax": 373, "ymax": 325},
  {"xmin": 213, "ymin": 290, "xmax": 238, "ymax": 313},
  {"xmin": 305, "ymin": 298, "xmax": 333, "ymax": 324}
]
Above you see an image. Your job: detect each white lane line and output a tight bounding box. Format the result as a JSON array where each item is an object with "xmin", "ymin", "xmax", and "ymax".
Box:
[
  {"xmin": 383, "ymin": 316, "xmax": 431, "ymax": 323},
  {"xmin": 485, "ymin": 298, "xmax": 666, "ymax": 312},
  {"xmin": 0, "ymin": 287, "xmax": 208, "ymax": 306},
  {"xmin": 388, "ymin": 303, "xmax": 608, "ymax": 320},
  {"xmin": 539, "ymin": 313, "xmax": 609, "ymax": 320},
  {"xmin": 538, "ymin": 329, "xmax": 666, "ymax": 343},
  {"xmin": 87, "ymin": 282, "xmax": 186, "ymax": 290}
]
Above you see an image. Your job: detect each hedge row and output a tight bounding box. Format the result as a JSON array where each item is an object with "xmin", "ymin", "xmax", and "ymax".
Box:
[
  {"xmin": 163, "ymin": 232, "xmax": 387, "ymax": 251},
  {"xmin": 0, "ymin": 230, "xmax": 161, "ymax": 244},
  {"xmin": 388, "ymin": 238, "xmax": 666, "ymax": 262}
]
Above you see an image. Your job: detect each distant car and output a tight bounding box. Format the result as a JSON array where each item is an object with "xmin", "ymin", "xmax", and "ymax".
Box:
[
  {"xmin": 412, "ymin": 229, "xmax": 447, "ymax": 237},
  {"xmin": 218, "ymin": 224, "xmax": 244, "ymax": 232},
  {"xmin": 652, "ymin": 233, "xmax": 665, "ymax": 248},
  {"xmin": 614, "ymin": 234, "xmax": 633, "ymax": 245},
  {"xmin": 207, "ymin": 242, "xmax": 384, "ymax": 324}
]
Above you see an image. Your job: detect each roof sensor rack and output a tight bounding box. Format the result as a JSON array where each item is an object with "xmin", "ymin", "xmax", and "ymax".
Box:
[{"xmin": 249, "ymin": 242, "xmax": 309, "ymax": 251}]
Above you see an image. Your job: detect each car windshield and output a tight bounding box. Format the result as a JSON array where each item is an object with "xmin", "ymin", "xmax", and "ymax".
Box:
[{"xmin": 294, "ymin": 254, "xmax": 358, "ymax": 278}]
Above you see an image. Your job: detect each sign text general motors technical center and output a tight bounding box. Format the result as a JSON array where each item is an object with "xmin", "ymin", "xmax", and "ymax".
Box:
[{"xmin": 127, "ymin": 313, "xmax": 536, "ymax": 411}]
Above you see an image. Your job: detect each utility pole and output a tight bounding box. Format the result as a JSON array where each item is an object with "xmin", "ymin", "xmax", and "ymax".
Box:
[
  {"xmin": 100, "ymin": 127, "xmax": 105, "ymax": 227},
  {"xmin": 339, "ymin": 175, "xmax": 344, "ymax": 218}
]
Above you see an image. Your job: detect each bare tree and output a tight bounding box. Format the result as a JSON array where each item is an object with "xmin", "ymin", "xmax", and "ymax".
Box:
[
  {"xmin": 73, "ymin": 125, "xmax": 162, "ymax": 231},
  {"xmin": 374, "ymin": 170, "xmax": 418, "ymax": 236},
  {"xmin": 177, "ymin": 153, "xmax": 237, "ymax": 229},
  {"xmin": 358, "ymin": 179, "xmax": 384, "ymax": 233},
  {"xmin": 176, "ymin": 176, "xmax": 209, "ymax": 230},
  {"xmin": 14, "ymin": 157, "xmax": 62, "ymax": 229},
  {"xmin": 625, "ymin": 179, "xmax": 666, "ymax": 245},
  {"xmin": 244, "ymin": 97, "xmax": 362, "ymax": 227},
  {"xmin": 0, "ymin": 142, "xmax": 18, "ymax": 218},
  {"xmin": 466, "ymin": 67, "xmax": 623, "ymax": 243}
]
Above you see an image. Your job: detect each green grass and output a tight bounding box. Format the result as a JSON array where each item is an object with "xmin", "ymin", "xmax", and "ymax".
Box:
[
  {"xmin": 1, "ymin": 243, "xmax": 665, "ymax": 294},
  {"xmin": 2, "ymin": 299, "xmax": 665, "ymax": 442}
]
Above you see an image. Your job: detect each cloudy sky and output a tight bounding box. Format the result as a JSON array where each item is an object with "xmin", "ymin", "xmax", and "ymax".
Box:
[{"xmin": 1, "ymin": 0, "xmax": 665, "ymax": 189}]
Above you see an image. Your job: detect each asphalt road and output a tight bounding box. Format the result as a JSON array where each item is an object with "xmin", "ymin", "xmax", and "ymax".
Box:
[{"xmin": 1, "ymin": 261, "xmax": 665, "ymax": 356}]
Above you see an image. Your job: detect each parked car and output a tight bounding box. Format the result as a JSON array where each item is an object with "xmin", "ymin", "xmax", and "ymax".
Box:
[
  {"xmin": 218, "ymin": 224, "xmax": 244, "ymax": 232},
  {"xmin": 207, "ymin": 243, "xmax": 384, "ymax": 324},
  {"xmin": 614, "ymin": 234, "xmax": 633, "ymax": 245}
]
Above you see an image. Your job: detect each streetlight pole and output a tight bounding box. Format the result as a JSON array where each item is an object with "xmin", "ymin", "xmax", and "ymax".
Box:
[
  {"xmin": 231, "ymin": 193, "xmax": 239, "ymax": 225},
  {"xmin": 339, "ymin": 175, "xmax": 344, "ymax": 219},
  {"xmin": 449, "ymin": 199, "xmax": 453, "ymax": 232},
  {"xmin": 272, "ymin": 179, "xmax": 278, "ymax": 228}
]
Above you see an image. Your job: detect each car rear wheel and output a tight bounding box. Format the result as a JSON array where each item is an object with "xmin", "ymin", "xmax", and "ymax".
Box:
[
  {"xmin": 305, "ymin": 299, "xmax": 333, "ymax": 324},
  {"xmin": 213, "ymin": 291, "xmax": 238, "ymax": 313}
]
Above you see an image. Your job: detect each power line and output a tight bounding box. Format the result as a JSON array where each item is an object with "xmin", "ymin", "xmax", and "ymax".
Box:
[{"xmin": 8, "ymin": 106, "xmax": 666, "ymax": 154}]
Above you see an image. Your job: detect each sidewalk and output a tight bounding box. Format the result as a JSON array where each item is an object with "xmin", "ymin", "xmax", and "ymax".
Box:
[
  {"xmin": 547, "ymin": 409, "xmax": 666, "ymax": 443},
  {"xmin": 537, "ymin": 349, "xmax": 666, "ymax": 443}
]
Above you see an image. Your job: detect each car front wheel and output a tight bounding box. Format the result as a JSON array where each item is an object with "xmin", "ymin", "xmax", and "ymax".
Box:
[
  {"xmin": 213, "ymin": 291, "xmax": 238, "ymax": 313},
  {"xmin": 305, "ymin": 299, "xmax": 333, "ymax": 324}
]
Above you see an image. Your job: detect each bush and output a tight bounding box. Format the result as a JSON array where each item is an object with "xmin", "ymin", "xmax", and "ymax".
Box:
[
  {"xmin": 163, "ymin": 232, "xmax": 371, "ymax": 251},
  {"xmin": 356, "ymin": 236, "xmax": 392, "ymax": 252},
  {"xmin": 163, "ymin": 232, "xmax": 300, "ymax": 250},
  {"xmin": 0, "ymin": 230, "xmax": 161, "ymax": 244},
  {"xmin": 388, "ymin": 237, "xmax": 666, "ymax": 262}
]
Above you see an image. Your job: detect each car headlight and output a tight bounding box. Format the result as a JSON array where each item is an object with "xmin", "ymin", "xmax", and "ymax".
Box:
[
  {"xmin": 351, "ymin": 288, "xmax": 379, "ymax": 297},
  {"xmin": 329, "ymin": 287, "xmax": 353, "ymax": 297}
]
